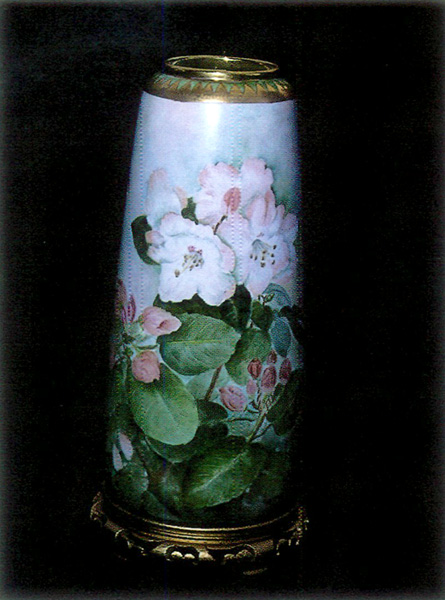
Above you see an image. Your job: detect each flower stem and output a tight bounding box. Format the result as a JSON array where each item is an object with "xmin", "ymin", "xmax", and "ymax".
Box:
[
  {"xmin": 203, "ymin": 364, "xmax": 223, "ymax": 403},
  {"xmin": 213, "ymin": 214, "xmax": 227, "ymax": 234},
  {"xmin": 246, "ymin": 409, "xmax": 267, "ymax": 444},
  {"xmin": 251, "ymin": 423, "xmax": 272, "ymax": 442}
]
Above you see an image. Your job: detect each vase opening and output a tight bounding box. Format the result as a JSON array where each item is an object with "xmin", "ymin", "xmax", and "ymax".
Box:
[{"xmin": 165, "ymin": 55, "xmax": 279, "ymax": 81}]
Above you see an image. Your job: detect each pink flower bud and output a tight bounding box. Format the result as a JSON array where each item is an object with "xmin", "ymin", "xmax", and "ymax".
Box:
[
  {"xmin": 223, "ymin": 187, "xmax": 241, "ymax": 213},
  {"xmin": 127, "ymin": 295, "xmax": 136, "ymax": 323},
  {"xmin": 141, "ymin": 306, "xmax": 181, "ymax": 336},
  {"xmin": 247, "ymin": 358, "xmax": 262, "ymax": 379},
  {"xmin": 279, "ymin": 358, "xmax": 292, "ymax": 384},
  {"xmin": 261, "ymin": 366, "xmax": 277, "ymax": 393},
  {"xmin": 267, "ymin": 350, "xmax": 278, "ymax": 364},
  {"xmin": 115, "ymin": 278, "xmax": 127, "ymax": 317},
  {"xmin": 132, "ymin": 350, "xmax": 161, "ymax": 384},
  {"xmin": 115, "ymin": 279, "xmax": 136, "ymax": 324},
  {"xmin": 246, "ymin": 379, "xmax": 258, "ymax": 397},
  {"xmin": 219, "ymin": 386, "xmax": 248, "ymax": 412}
]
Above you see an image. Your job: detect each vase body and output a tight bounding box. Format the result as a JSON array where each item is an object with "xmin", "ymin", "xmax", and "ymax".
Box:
[{"xmin": 104, "ymin": 57, "xmax": 304, "ymax": 539}]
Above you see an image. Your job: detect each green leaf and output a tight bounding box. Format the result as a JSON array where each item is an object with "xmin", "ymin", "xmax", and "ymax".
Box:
[
  {"xmin": 267, "ymin": 369, "xmax": 303, "ymax": 435},
  {"xmin": 145, "ymin": 423, "xmax": 229, "ymax": 464},
  {"xmin": 113, "ymin": 437, "xmax": 181, "ymax": 519},
  {"xmin": 270, "ymin": 316, "xmax": 291, "ymax": 357},
  {"xmin": 131, "ymin": 215, "xmax": 158, "ymax": 266},
  {"xmin": 107, "ymin": 367, "xmax": 138, "ymax": 454},
  {"xmin": 219, "ymin": 285, "xmax": 251, "ymax": 332},
  {"xmin": 154, "ymin": 294, "xmax": 222, "ymax": 320},
  {"xmin": 181, "ymin": 197, "xmax": 199, "ymax": 224},
  {"xmin": 184, "ymin": 437, "xmax": 267, "ymax": 509},
  {"xmin": 279, "ymin": 305, "xmax": 305, "ymax": 345},
  {"xmin": 134, "ymin": 436, "xmax": 165, "ymax": 472},
  {"xmin": 154, "ymin": 287, "xmax": 252, "ymax": 333},
  {"xmin": 196, "ymin": 399, "xmax": 228, "ymax": 424},
  {"xmin": 186, "ymin": 367, "xmax": 229, "ymax": 402},
  {"xmin": 131, "ymin": 437, "xmax": 184, "ymax": 516},
  {"xmin": 129, "ymin": 363, "xmax": 199, "ymax": 445},
  {"xmin": 159, "ymin": 313, "xmax": 240, "ymax": 376},
  {"xmin": 107, "ymin": 361, "xmax": 129, "ymax": 413},
  {"xmin": 263, "ymin": 283, "xmax": 291, "ymax": 308},
  {"xmin": 142, "ymin": 490, "xmax": 178, "ymax": 521},
  {"xmin": 251, "ymin": 300, "xmax": 273, "ymax": 332},
  {"xmin": 246, "ymin": 451, "xmax": 292, "ymax": 500},
  {"xmin": 148, "ymin": 462, "xmax": 185, "ymax": 515},
  {"xmin": 108, "ymin": 403, "xmax": 138, "ymax": 448},
  {"xmin": 225, "ymin": 329, "xmax": 271, "ymax": 385},
  {"xmin": 112, "ymin": 460, "xmax": 148, "ymax": 510}
]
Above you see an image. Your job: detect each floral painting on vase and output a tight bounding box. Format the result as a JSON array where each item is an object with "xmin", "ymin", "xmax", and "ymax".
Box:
[{"xmin": 106, "ymin": 93, "xmax": 303, "ymax": 526}]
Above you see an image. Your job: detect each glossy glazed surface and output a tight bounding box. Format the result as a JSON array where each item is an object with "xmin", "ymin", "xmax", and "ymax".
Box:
[{"xmin": 107, "ymin": 90, "xmax": 303, "ymax": 526}]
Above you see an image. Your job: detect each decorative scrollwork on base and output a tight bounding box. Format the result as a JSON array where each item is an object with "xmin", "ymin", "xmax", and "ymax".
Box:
[{"xmin": 90, "ymin": 492, "xmax": 308, "ymax": 571}]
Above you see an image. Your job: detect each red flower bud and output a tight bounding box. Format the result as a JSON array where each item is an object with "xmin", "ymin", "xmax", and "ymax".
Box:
[
  {"xmin": 247, "ymin": 358, "xmax": 262, "ymax": 379},
  {"xmin": 261, "ymin": 366, "xmax": 277, "ymax": 393},
  {"xmin": 279, "ymin": 358, "xmax": 292, "ymax": 383}
]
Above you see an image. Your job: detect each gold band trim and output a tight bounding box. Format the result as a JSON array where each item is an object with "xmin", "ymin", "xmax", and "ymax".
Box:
[{"xmin": 146, "ymin": 55, "xmax": 294, "ymax": 103}]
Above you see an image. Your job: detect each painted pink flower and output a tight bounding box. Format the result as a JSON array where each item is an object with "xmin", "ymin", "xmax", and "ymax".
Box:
[
  {"xmin": 131, "ymin": 350, "xmax": 161, "ymax": 384},
  {"xmin": 247, "ymin": 358, "xmax": 263, "ymax": 379},
  {"xmin": 145, "ymin": 168, "xmax": 187, "ymax": 228},
  {"xmin": 246, "ymin": 379, "xmax": 258, "ymax": 397},
  {"xmin": 219, "ymin": 385, "xmax": 248, "ymax": 412},
  {"xmin": 260, "ymin": 366, "xmax": 277, "ymax": 393},
  {"xmin": 279, "ymin": 358, "xmax": 292, "ymax": 384},
  {"xmin": 195, "ymin": 158, "xmax": 274, "ymax": 226},
  {"xmin": 218, "ymin": 191, "xmax": 298, "ymax": 297},
  {"xmin": 141, "ymin": 306, "xmax": 181, "ymax": 336}
]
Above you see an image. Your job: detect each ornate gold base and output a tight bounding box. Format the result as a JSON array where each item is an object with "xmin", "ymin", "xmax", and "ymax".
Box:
[{"xmin": 90, "ymin": 491, "xmax": 308, "ymax": 573}]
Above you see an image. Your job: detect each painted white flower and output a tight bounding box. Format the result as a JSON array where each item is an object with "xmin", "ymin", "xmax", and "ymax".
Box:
[
  {"xmin": 145, "ymin": 169, "xmax": 188, "ymax": 228},
  {"xmin": 195, "ymin": 158, "xmax": 274, "ymax": 226},
  {"xmin": 147, "ymin": 213, "xmax": 236, "ymax": 306},
  {"xmin": 217, "ymin": 190, "xmax": 297, "ymax": 297}
]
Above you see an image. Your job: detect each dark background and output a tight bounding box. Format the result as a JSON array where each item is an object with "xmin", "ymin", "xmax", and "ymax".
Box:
[{"xmin": 3, "ymin": 2, "xmax": 443, "ymax": 597}]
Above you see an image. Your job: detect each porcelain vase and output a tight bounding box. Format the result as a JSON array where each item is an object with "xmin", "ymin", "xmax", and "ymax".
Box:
[{"xmin": 92, "ymin": 55, "xmax": 307, "ymax": 570}]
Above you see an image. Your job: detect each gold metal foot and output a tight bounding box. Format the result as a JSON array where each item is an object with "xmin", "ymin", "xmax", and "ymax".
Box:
[{"xmin": 91, "ymin": 491, "xmax": 308, "ymax": 572}]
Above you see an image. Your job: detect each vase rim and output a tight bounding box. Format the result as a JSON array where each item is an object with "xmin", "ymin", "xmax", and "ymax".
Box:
[{"xmin": 165, "ymin": 55, "xmax": 279, "ymax": 81}]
